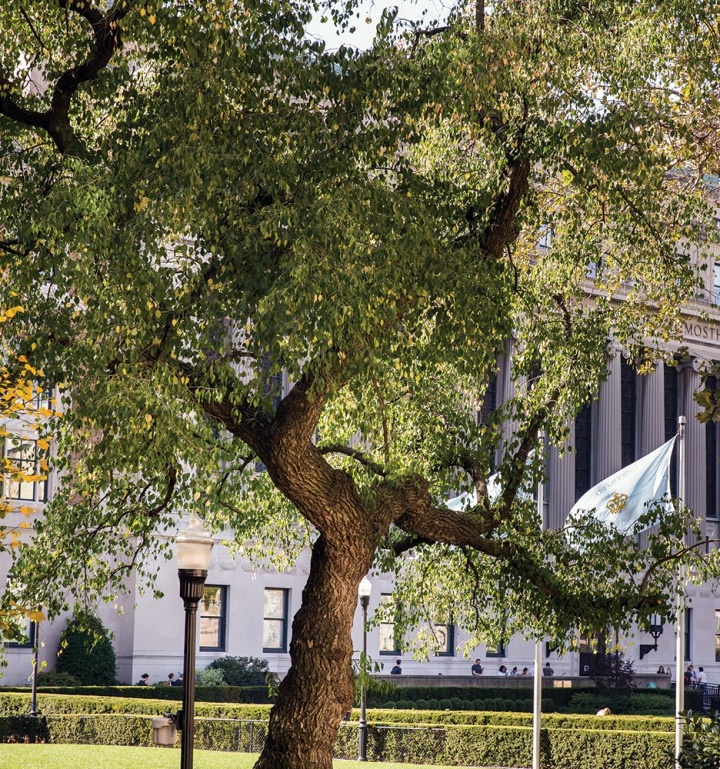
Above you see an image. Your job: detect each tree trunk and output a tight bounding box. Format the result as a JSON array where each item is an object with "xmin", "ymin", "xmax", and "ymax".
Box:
[{"xmin": 254, "ymin": 532, "xmax": 375, "ymax": 769}]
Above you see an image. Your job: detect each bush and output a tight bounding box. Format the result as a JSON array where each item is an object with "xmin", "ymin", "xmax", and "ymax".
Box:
[
  {"xmin": 366, "ymin": 685, "xmax": 584, "ymax": 709},
  {"xmin": 36, "ymin": 671, "xmax": 81, "ymax": 687},
  {"xmin": 55, "ymin": 612, "xmax": 117, "ymax": 686},
  {"xmin": 0, "ymin": 684, "xmax": 272, "ymax": 704},
  {"xmin": 591, "ymin": 651, "xmax": 636, "ymax": 691},
  {"xmin": 195, "ymin": 668, "xmax": 226, "ymax": 687},
  {"xmin": 0, "ymin": 711, "xmax": 675, "ymax": 768},
  {"xmin": 679, "ymin": 710, "xmax": 720, "ymax": 769},
  {"xmin": 205, "ymin": 656, "xmax": 269, "ymax": 687}
]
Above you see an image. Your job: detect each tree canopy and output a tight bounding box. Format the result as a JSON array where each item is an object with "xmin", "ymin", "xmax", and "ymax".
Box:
[{"xmin": 1, "ymin": 1, "xmax": 719, "ymax": 766}]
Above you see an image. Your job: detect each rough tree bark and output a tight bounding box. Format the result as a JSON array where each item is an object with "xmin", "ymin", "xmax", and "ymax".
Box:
[{"xmin": 255, "ymin": 533, "xmax": 377, "ymax": 769}]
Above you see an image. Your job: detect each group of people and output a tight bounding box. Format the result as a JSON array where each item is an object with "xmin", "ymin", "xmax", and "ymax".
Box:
[
  {"xmin": 471, "ymin": 659, "xmax": 554, "ymax": 677},
  {"xmin": 135, "ymin": 672, "xmax": 184, "ymax": 686},
  {"xmin": 684, "ymin": 664, "xmax": 708, "ymax": 686}
]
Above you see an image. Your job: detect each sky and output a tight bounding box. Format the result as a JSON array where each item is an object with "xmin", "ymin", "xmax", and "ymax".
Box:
[{"xmin": 305, "ymin": 0, "xmax": 454, "ymax": 51}]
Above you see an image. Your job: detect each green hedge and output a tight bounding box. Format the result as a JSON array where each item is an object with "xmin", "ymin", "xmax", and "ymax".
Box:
[
  {"xmin": 346, "ymin": 708, "xmax": 673, "ymax": 733},
  {"xmin": 0, "ymin": 692, "xmax": 674, "ymax": 732},
  {"xmin": 367, "ymin": 685, "xmax": 548, "ymax": 705},
  {"xmin": 336, "ymin": 721, "xmax": 674, "ymax": 769},
  {"xmin": 0, "ymin": 693, "xmax": 271, "ymax": 720},
  {"xmin": 0, "ymin": 711, "xmax": 675, "ymax": 768},
  {"xmin": 0, "ymin": 685, "xmax": 271, "ymax": 703}
]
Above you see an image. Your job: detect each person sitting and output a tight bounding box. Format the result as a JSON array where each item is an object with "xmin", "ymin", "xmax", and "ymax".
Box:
[
  {"xmin": 596, "ymin": 707, "xmax": 612, "ymax": 716},
  {"xmin": 498, "ymin": 665, "xmax": 508, "ymax": 676},
  {"xmin": 510, "ymin": 666, "xmax": 518, "ymax": 676},
  {"xmin": 656, "ymin": 665, "xmax": 665, "ymax": 675},
  {"xmin": 471, "ymin": 659, "xmax": 484, "ymax": 676},
  {"xmin": 167, "ymin": 673, "xmax": 175, "ymax": 686},
  {"xmin": 171, "ymin": 673, "xmax": 183, "ymax": 687},
  {"xmin": 136, "ymin": 673, "xmax": 149, "ymax": 685},
  {"xmin": 542, "ymin": 662, "xmax": 554, "ymax": 677},
  {"xmin": 390, "ymin": 659, "xmax": 402, "ymax": 675},
  {"xmin": 520, "ymin": 667, "xmax": 530, "ymax": 676}
]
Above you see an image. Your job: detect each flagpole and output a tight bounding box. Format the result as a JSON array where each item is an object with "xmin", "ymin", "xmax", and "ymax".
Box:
[
  {"xmin": 675, "ymin": 415, "xmax": 686, "ymax": 766},
  {"xmin": 532, "ymin": 432, "xmax": 545, "ymax": 769}
]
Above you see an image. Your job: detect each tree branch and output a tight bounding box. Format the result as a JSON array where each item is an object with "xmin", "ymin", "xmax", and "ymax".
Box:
[
  {"xmin": 0, "ymin": 0, "xmax": 133, "ymax": 156},
  {"xmin": 318, "ymin": 444, "xmax": 387, "ymax": 477}
]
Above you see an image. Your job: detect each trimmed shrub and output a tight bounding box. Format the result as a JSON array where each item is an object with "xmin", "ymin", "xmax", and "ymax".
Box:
[
  {"xmin": 366, "ymin": 685, "xmax": 586, "ymax": 709},
  {"xmin": 195, "ymin": 668, "xmax": 226, "ymax": 687},
  {"xmin": 0, "ymin": 684, "xmax": 271, "ymax": 704},
  {"xmin": 0, "ymin": 698, "xmax": 678, "ymax": 769},
  {"xmin": 55, "ymin": 613, "xmax": 117, "ymax": 686},
  {"xmin": 205, "ymin": 656, "xmax": 269, "ymax": 686},
  {"xmin": 679, "ymin": 710, "xmax": 720, "ymax": 769},
  {"xmin": 36, "ymin": 671, "xmax": 81, "ymax": 687}
]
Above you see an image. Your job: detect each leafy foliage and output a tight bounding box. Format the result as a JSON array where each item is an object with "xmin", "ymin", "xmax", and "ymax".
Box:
[
  {"xmin": 205, "ymin": 656, "xmax": 269, "ymax": 687},
  {"xmin": 35, "ymin": 671, "xmax": 81, "ymax": 687},
  {"xmin": 0, "ymin": 302, "xmax": 54, "ymax": 641},
  {"xmin": 195, "ymin": 667, "xmax": 226, "ymax": 687},
  {"xmin": 590, "ymin": 650, "xmax": 636, "ymax": 691},
  {"xmin": 1, "ymin": 0, "xmax": 720, "ymax": 765},
  {"xmin": 679, "ymin": 710, "xmax": 720, "ymax": 769},
  {"xmin": 55, "ymin": 613, "xmax": 117, "ymax": 686}
]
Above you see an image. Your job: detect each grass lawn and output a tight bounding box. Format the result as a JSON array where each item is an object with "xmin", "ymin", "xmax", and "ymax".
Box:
[{"xmin": 0, "ymin": 744, "xmax": 487, "ymax": 769}]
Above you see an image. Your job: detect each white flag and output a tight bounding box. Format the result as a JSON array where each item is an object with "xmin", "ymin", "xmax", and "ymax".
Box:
[{"xmin": 567, "ymin": 436, "xmax": 676, "ymax": 534}]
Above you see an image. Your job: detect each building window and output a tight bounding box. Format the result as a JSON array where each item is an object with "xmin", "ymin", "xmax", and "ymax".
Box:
[
  {"xmin": 485, "ymin": 639, "xmax": 507, "ymax": 658},
  {"xmin": 706, "ymin": 378, "xmax": 719, "ymax": 520},
  {"xmin": 2, "ymin": 437, "xmax": 47, "ymax": 502},
  {"xmin": 664, "ymin": 365, "xmax": 678, "ymax": 492},
  {"xmin": 713, "ymin": 263, "xmax": 720, "ymax": 305},
  {"xmin": 574, "ymin": 405, "xmax": 592, "ymax": 499},
  {"xmin": 263, "ymin": 588, "xmax": 289, "ymax": 652},
  {"xmin": 199, "ymin": 585, "xmax": 227, "ymax": 652},
  {"xmin": 478, "ymin": 373, "xmax": 498, "ymax": 427},
  {"xmin": 6, "ymin": 618, "xmax": 36, "ymax": 649},
  {"xmin": 434, "ymin": 623, "xmax": 455, "ymax": 657},
  {"xmin": 378, "ymin": 594, "xmax": 401, "ymax": 655},
  {"xmin": 620, "ymin": 359, "xmax": 637, "ymax": 468},
  {"xmin": 537, "ymin": 224, "xmax": 554, "ymax": 250},
  {"xmin": 685, "ymin": 608, "xmax": 692, "ymax": 661},
  {"xmin": 715, "ymin": 610, "xmax": 720, "ymax": 663}
]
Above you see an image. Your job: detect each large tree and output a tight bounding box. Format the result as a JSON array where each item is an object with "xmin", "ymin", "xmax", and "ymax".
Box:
[{"xmin": 1, "ymin": 1, "xmax": 719, "ymax": 766}]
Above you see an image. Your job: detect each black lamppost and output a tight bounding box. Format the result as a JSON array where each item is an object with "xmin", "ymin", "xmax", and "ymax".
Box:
[
  {"xmin": 357, "ymin": 576, "xmax": 372, "ymax": 762},
  {"xmin": 176, "ymin": 516, "xmax": 214, "ymax": 769},
  {"xmin": 30, "ymin": 619, "xmax": 40, "ymax": 720}
]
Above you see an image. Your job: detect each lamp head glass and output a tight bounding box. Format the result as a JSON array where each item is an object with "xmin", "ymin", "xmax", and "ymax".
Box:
[{"xmin": 176, "ymin": 514, "xmax": 214, "ymax": 571}]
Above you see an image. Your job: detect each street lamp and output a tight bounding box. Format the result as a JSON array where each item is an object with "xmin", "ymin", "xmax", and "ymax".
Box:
[
  {"xmin": 357, "ymin": 576, "xmax": 372, "ymax": 762},
  {"xmin": 176, "ymin": 515, "xmax": 214, "ymax": 769},
  {"xmin": 30, "ymin": 618, "xmax": 40, "ymax": 744}
]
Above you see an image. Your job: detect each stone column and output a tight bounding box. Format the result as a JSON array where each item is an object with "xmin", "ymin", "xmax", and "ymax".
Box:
[
  {"xmin": 637, "ymin": 360, "xmax": 666, "ymax": 456},
  {"xmin": 592, "ymin": 345, "xmax": 622, "ymax": 485},
  {"xmin": 678, "ymin": 358, "xmax": 707, "ymax": 539},
  {"xmin": 547, "ymin": 423, "xmax": 575, "ymax": 529},
  {"xmin": 636, "ymin": 361, "xmax": 666, "ymax": 548}
]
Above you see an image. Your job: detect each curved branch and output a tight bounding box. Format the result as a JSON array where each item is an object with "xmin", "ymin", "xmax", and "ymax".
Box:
[
  {"xmin": 0, "ymin": 0, "xmax": 133, "ymax": 156},
  {"xmin": 318, "ymin": 443, "xmax": 387, "ymax": 477},
  {"xmin": 638, "ymin": 538, "xmax": 720, "ymax": 595}
]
